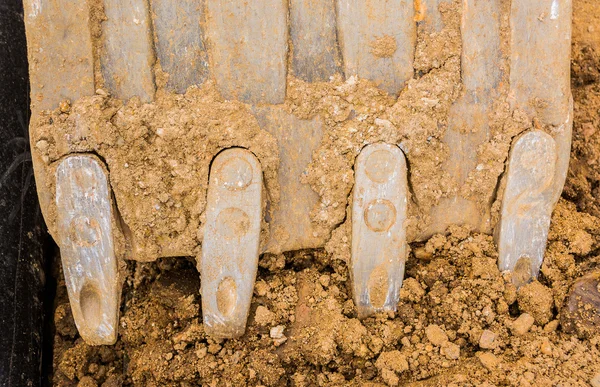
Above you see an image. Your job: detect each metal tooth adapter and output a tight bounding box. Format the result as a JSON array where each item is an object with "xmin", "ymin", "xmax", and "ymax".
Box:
[{"xmin": 23, "ymin": 0, "xmax": 572, "ymax": 342}]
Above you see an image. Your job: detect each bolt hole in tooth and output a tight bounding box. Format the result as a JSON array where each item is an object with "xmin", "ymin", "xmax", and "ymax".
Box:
[
  {"xmin": 216, "ymin": 208, "xmax": 250, "ymax": 239},
  {"xmin": 365, "ymin": 149, "xmax": 396, "ymax": 183},
  {"xmin": 216, "ymin": 277, "xmax": 238, "ymax": 318},
  {"xmin": 218, "ymin": 155, "xmax": 253, "ymax": 191},
  {"xmin": 364, "ymin": 199, "xmax": 397, "ymax": 232},
  {"xmin": 79, "ymin": 282, "xmax": 103, "ymax": 332},
  {"xmin": 69, "ymin": 215, "xmax": 101, "ymax": 247}
]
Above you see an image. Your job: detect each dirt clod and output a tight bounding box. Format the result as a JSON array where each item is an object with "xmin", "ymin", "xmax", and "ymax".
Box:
[{"xmin": 517, "ymin": 281, "xmax": 555, "ymax": 325}]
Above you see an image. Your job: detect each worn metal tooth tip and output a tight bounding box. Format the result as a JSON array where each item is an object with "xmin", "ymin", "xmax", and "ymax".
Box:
[
  {"xmin": 497, "ymin": 130, "xmax": 558, "ymax": 287},
  {"xmin": 201, "ymin": 148, "xmax": 263, "ymax": 338},
  {"xmin": 56, "ymin": 155, "xmax": 119, "ymax": 345},
  {"xmin": 352, "ymin": 143, "xmax": 408, "ymax": 318}
]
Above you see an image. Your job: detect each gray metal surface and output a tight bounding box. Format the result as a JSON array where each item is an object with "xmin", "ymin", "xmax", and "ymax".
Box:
[
  {"xmin": 101, "ymin": 0, "xmax": 156, "ymax": 102},
  {"xmin": 201, "ymin": 149, "xmax": 263, "ymax": 338},
  {"xmin": 290, "ymin": 0, "xmax": 341, "ymax": 82},
  {"xmin": 336, "ymin": 0, "xmax": 415, "ymax": 95},
  {"xmin": 23, "ymin": 0, "xmax": 95, "ymax": 113},
  {"xmin": 253, "ymin": 107, "xmax": 326, "ymax": 254},
  {"xmin": 497, "ymin": 131, "xmax": 557, "ymax": 287},
  {"xmin": 56, "ymin": 155, "xmax": 119, "ymax": 345},
  {"xmin": 151, "ymin": 0, "xmax": 209, "ymax": 93},
  {"xmin": 206, "ymin": 0, "xmax": 288, "ymax": 104},
  {"xmin": 352, "ymin": 143, "xmax": 408, "ymax": 318}
]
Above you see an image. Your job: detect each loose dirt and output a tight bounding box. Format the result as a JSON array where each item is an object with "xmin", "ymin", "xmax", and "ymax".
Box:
[{"xmin": 48, "ymin": 0, "xmax": 600, "ymax": 385}]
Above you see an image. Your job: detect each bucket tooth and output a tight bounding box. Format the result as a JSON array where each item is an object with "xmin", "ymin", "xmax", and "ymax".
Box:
[
  {"xmin": 352, "ymin": 143, "xmax": 408, "ymax": 318},
  {"xmin": 101, "ymin": 0, "xmax": 156, "ymax": 102},
  {"xmin": 206, "ymin": 0, "xmax": 288, "ymax": 104},
  {"xmin": 336, "ymin": 0, "xmax": 415, "ymax": 95},
  {"xmin": 497, "ymin": 131, "xmax": 558, "ymax": 288},
  {"xmin": 201, "ymin": 148, "xmax": 263, "ymax": 338},
  {"xmin": 56, "ymin": 155, "xmax": 120, "ymax": 345}
]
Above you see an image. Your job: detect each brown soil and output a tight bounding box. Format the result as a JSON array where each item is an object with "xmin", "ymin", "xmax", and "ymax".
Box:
[{"xmin": 49, "ymin": 0, "xmax": 600, "ymax": 386}]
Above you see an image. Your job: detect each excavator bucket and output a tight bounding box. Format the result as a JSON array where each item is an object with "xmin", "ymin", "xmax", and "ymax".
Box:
[{"xmin": 23, "ymin": 0, "xmax": 572, "ymax": 343}]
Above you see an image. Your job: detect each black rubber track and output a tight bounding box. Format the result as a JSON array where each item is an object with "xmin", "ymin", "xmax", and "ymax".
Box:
[{"xmin": 0, "ymin": 0, "xmax": 46, "ymax": 385}]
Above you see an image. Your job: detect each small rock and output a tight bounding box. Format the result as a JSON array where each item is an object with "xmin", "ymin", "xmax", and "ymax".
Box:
[
  {"xmin": 381, "ymin": 368, "xmax": 399, "ymax": 386},
  {"xmin": 400, "ymin": 278, "xmax": 425, "ymax": 302},
  {"xmin": 59, "ymin": 100, "xmax": 71, "ymax": 113},
  {"xmin": 561, "ymin": 271, "xmax": 600, "ymax": 339},
  {"xmin": 270, "ymin": 325, "xmax": 285, "ymax": 339},
  {"xmin": 540, "ymin": 339, "xmax": 552, "ymax": 355},
  {"xmin": 254, "ymin": 280, "xmax": 269, "ymax": 297},
  {"xmin": 512, "ymin": 313, "xmax": 535, "ymax": 336},
  {"xmin": 319, "ymin": 274, "xmax": 331, "ymax": 288},
  {"xmin": 441, "ymin": 342, "xmax": 460, "ymax": 360},
  {"xmin": 413, "ymin": 247, "xmax": 432, "ymax": 261},
  {"xmin": 35, "ymin": 139, "xmax": 49, "ymax": 152},
  {"xmin": 477, "ymin": 352, "xmax": 499, "ymax": 370},
  {"xmin": 479, "ymin": 330, "xmax": 497, "ymax": 349},
  {"xmin": 425, "ymin": 324, "xmax": 448, "ymax": 346}
]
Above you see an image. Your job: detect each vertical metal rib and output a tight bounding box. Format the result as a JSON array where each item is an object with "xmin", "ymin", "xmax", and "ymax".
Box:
[
  {"xmin": 150, "ymin": 0, "xmax": 209, "ymax": 93},
  {"xmin": 206, "ymin": 0, "xmax": 288, "ymax": 104},
  {"xmin": 290, "ymin": 0, "xmax": 341, "ymax": 82},
  {"xmin": 336, "ymin": 0, "xmax": 415, "ymax": 95},
  {"xmin": 101, "ymin": 0, "xmax": 156, "ymax": 102},
  {"xmin": 23, "ymin": 0, "xmax": 95, "ymax": 113},
  {"xmin": 252, "ymin": 106, "xmax": 326, "ymax": 253},
  {"xmin": 426, "ymin": 0, "xmax": 502, "ymax": 236},
  {"xmin": 510, "ymin": 0, "xmax": 572, "ymax": 126}
]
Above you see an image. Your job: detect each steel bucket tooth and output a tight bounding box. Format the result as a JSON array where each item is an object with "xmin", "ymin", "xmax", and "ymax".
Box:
[
  {"xmin": 496, "ymin": 131, "xmax": 558, "ymax": 287},
  {"xmin": 55, "ymin": 155, "xmax": 121, "ymax": 345},
  {"xmin": 352, "ymin": 143, "xmax": 408, "ymax": 317},
  {"xmin": 200, "ymin": 148, "xmax": 263, "ymax": 338}
]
